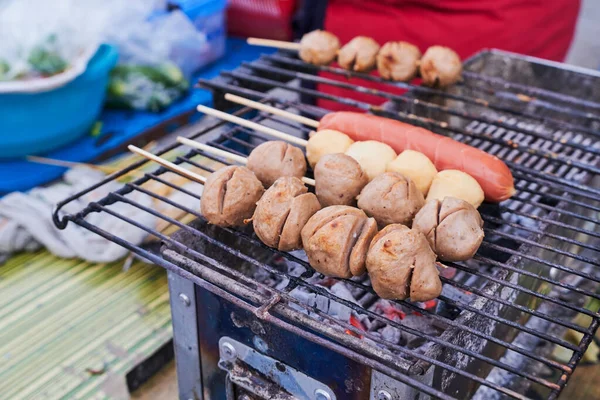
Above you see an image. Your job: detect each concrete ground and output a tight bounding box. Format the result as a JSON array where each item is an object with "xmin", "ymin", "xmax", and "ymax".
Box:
[{"xmin": 130, "ymin": 1, "xmax": 600, "ymax": 398}]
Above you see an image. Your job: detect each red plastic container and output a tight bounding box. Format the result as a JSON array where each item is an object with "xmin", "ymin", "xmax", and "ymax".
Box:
[{"xmin": 227, "ymin": 0, "xmax": 297, "ymax": 41}]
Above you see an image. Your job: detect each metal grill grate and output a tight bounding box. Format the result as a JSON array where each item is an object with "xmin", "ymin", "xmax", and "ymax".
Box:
[{"xmin": 54, "ymin": 50, "xmax": 600, "ymax": 400}]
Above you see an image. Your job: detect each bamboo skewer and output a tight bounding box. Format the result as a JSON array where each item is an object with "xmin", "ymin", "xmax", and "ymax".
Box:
[
  {"xmin": 176, "ymin": 137, "xmax": 316, "ymax": 187},
  {"xmin": 247, "ymin": 38, "xmax": 302, "ymax": 51},
  {"xmin": 177, "ymin": 137, "xmax": 248, "ymax": 165},
  {"xmin": 224, "ymin": 93, "xmax": 320, "ymax": 129},
  {"xmin": 196, "ymin": 104, "xmax": 308, "ymax": 147},
  {"xmin": 127, "ymin": 145, "xmax": 206, "ymax": 184}
]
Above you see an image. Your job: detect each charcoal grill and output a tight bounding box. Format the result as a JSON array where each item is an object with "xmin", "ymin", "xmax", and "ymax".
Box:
[{"xmin": 53, "ymin": 49, "xmax": 600, "ymax": 400}]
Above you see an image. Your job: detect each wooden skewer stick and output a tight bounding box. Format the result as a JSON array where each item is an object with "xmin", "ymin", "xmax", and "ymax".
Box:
[
  {"xmin": 224, "ymin": 93, "xmax": 320, "ymax": 129},
  {"xmin": 247, "ymin": 38, "xmax": 302, "ymax": 51},
  {"xmin": 127, "ymin": 145, "xmax": 206, "ymax": 184},
  {"xmin": 196, "ymin": 104, "xmax": 308, "ymax": 147},
  {"xmin": 177, "ymin": 137, "xmax": 248, "ymax": 165},
  {"xmin": 176, "ymin": 137, "xmax": 316, "ymax": 187}
]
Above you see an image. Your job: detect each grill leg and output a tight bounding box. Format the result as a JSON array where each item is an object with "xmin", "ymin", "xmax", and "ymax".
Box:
[{"xmin": 168, "ymin": 271, "xmax": 204, "ymax": 400}]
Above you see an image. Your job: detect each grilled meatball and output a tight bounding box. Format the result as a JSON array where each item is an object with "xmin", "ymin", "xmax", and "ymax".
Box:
[
  {"xmin": 377, "ymin": 41, "xmax": 422, "ymax": 82},
  {"xmin": 201, "ymin": 166, "xmax": 264, "ymax": 227},
  {"xmin": 246, "ymin": 141, "xmax": 307, "ymax": 187},
  {"xmin": 357, "ymin": 172, "xmax": 424, "ymax": 227},
  {"xmin": 366, "ymin": 224, "xmax": 442, "ymax": 302},
  {"xmin": 386, "ymin": 150, "xmax": 437, "ymax": 196},
  {"xmin": 338, "ymin": 36, "xmax": 381, "ymax": 72},
  {"xmin": 314, "ymin": 153, "xmax": 368, "ymax": 207},
  {"xmin": 306, "ymin": 129, "xmax": 354, "ymax": 168},
  {"xmin": 253, "ymin": 177, "xmax": 321, "ymax": 251},
  {"xmin": 419, "ymin": 46, "xmax": 462, "ymax": 87},
  {"xmin": 299, "ymin": 30, "xmax": 341, "ymax": 66},
  {"xmin": 426, "ymin": 170, "xmax": 484, "ymax": 208},
  {"xmin": 413, "ymin": 197, "xmax": 484, "ymax": 261},
  {"xmin": 301, "ymin": 206, "xmax": 378, "ymax": 278},
  {"xmin": 345, "ymin": 140, "xmax": 397, "ymax": 181}
]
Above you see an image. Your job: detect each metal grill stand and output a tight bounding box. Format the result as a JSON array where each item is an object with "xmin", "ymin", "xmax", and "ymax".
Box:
[{"xmin": 53, "ymin": 50, "xmax": 600, "ymax": 400}]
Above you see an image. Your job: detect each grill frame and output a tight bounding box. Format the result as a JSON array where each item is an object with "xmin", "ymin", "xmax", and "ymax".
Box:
[{"xmin": 52, "ymin": 50, "xmax": 600, "ymax": 400}]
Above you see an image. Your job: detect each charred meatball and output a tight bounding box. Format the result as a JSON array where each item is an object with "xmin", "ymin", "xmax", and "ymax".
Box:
[
  {"xmin": 246, "ymin": 141, "xmax": 307, "ymax": 187},
  {"xmin": 412, "ymin": 197, "xmax": 484, "ymax": 261},
  {"xmin": 338, "ymin": 36, "xmax": 381, "ymax": 72},
  {"xmin": 299, "ymin": 30, "xmax": 340, "ymax": 66},
  {"xmin": 314, "ymin": 153, "xmax": 368, "ymax": 207},
  {"xmin": 366, "ymin": 224, "xmax": 442, "ymax": 302},
  {"xmin": 301, "ymin": 206, "xmax": 378, "ymax": 278},
  {"xmin": 377, "ymin": 41, "xmax": 422, "ymax": 82},
  {"xmin": 253, "ymin": 177, "xmax": 321, "ymax": 251},
  {"xmin": 419, "ymin": 46, "xmax": 462, "ymax": 87},
  {"xmin": 201, "ymin": 166, "xmax": 264, "ymax": 227},
  {"xmin": 357, "ymin": 172, "xmax": 424, "ymax": 227}
]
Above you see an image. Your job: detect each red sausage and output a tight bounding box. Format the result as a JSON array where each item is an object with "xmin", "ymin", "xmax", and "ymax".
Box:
[{"xmin": 318, "ymin": 112, "xmax": 515, "ymax": 202}]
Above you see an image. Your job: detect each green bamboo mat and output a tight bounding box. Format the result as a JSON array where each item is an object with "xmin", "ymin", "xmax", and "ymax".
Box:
[{"xmin": 0, "ymin": 251, "xmax": 172, "ymax": 400}]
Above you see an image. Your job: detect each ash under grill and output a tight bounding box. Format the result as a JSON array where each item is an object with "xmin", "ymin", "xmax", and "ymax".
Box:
[{"xmin": 54, "ymin": 49, "xmax": 600, "ymax": 400}]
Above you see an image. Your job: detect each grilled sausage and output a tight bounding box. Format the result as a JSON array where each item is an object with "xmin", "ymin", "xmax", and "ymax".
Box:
[
  {"xmin": 306, "ymin": 129, "xmax": 354, "ymax": 168},
  {"xmin": 366, "ymin": 224, "xmax": 442, "ymax": 302},
  {"xmin": 413, "ymin": 197, "xmax": 484, "ymax": 261},
  {"xmin": 419, "ymin": 46, "xmax": 462, "ymax": 87},
  {"xmin": 301, "ymin": 206, "xmax": 378, "ymax": 278},
  {"xmin": 201, "ymin": 166, "xmax": 264, "ymax": 227},
  {"xmin": 314, "ymin": 153, "xmax": 368, "ymax": 207},
  {"xmin": 299, "ymin": 30, "xmax": 340, "ymax": 65},
  {"xmin": 377, "ymin": 41, "xmax": 422, "ymax": 81},
  {"xmin": 318, "ymin": 112, "xmax": 515, "ymax": 202},
  {"xmin": 252, "ymin": 177, "xmax": 321, "ymax": 251},
  {"xmin": 357, "ymin": 172, "xmax": 424, "ymax": 227},
  {"xmin": 246, "ymin": 141, "xmax": 307, "ymax": 187},
  {"xmin": 338, "ymin": 36, "xmax": 381, "ymax": 72}
]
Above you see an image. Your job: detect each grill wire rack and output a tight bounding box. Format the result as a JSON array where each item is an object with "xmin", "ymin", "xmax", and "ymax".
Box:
[{"xmin": 53, "ymin": 49, "xmax": 600, "ymax": 400}]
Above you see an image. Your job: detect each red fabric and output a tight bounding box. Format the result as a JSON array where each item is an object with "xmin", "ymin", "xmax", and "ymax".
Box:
[
  {"xmin": 317, "ymin": 0, "xmax": 581, "ymax": 110},
  {"xmin": 227, "ymin": 0, "xmax": 297, "ymax": 40}
]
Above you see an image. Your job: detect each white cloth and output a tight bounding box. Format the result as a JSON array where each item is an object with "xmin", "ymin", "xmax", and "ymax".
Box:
[{"xmin": 0, "ymin": 167, "xmax": 158, "ymax": 263}]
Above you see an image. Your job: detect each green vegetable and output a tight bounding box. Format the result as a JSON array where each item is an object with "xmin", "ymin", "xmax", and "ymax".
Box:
[
  {"xmin": 28, "ymin": 34, "xmax": 68, "ymax": 76},
  {"xmin": 106, "ymin": 63, "xmax": 189, "ymax": 112},
  {"xmin": 0, "ymin": 60, "xmax": 9, "ymax": 80}
]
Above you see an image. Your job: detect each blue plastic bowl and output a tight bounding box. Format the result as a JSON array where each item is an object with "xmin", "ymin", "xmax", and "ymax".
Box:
[{"xmin": 0, "ymin": 44, "xmax": 118, "ymax": 159}]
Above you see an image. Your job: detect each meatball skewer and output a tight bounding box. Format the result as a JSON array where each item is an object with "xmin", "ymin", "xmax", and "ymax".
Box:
[
  {"xmin": 129, "ymin": 145, "xmax": 320, "ymax": 250},
  {"xmin": 211, "ymin": 96, "xmax": 355, "ymax": 168},
  {"xmin": 127, "ymin": 145, "xmax": 264, "ymax": 228},
  {"xmin": 219, "ymin": 95, "xmax": 398, "ymax": 180},
  {"xmin": 248, "ymin": 30, "xmax": 340, "ymax": 66},
  {"xmin": 195, "ymin": 100, "xmax": 373, "ymax": 207},
  {"xmin": 177, "ymin": 137, "xmax": 313, "ymax": 187}
]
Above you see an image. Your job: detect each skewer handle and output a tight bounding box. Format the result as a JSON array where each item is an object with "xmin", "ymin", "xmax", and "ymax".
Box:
[
  {"xmin": 177, "ymin": 137, "xmax": 248, "ymax": 165},
  {"xmin": 224, "ymin": 94, "xmax": 319, "ymax": 131},
  {"xmin": 247, "ymin": 38, "xmax": 302, "ymax": 51},
  {"xmin": 127, "ymin": 145, "xmax": 206, "ymax": 184},
  {"xmin": 196, "ymin": 104, "xmax": 308, "ymax": 147}
]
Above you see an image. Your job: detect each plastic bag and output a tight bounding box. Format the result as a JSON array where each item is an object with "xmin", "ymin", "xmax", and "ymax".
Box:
[
  {"xmin": 0, "ymin": 0, "xmax": 117, "ymax": 91},
  {"xmin": 104, "ymin": 8, "xmax": 208, "ymax": 112}
]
